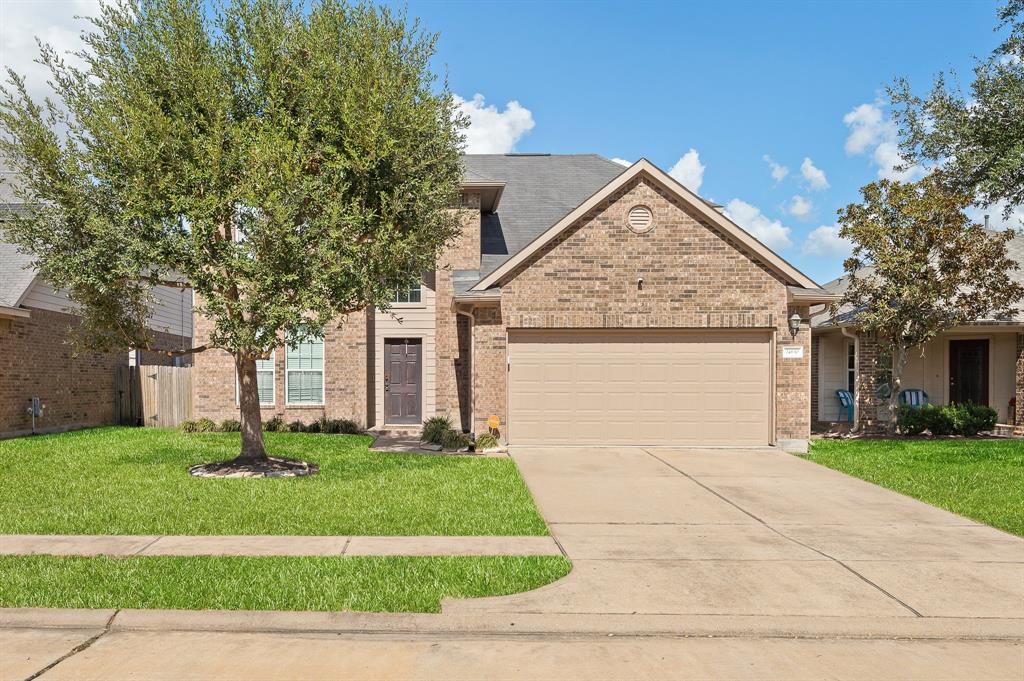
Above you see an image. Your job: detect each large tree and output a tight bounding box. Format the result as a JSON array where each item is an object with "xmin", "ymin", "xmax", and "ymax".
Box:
[
  {"xmin": 0, "ymin": 0, "xmax": 465, "ymax": 464},
  {"xmin": 833, "ymin": 176, "xmax": 1022, "ymax": 431},
  {"xmin": 889, "ymin": 2, "xmax": 1023, "ymax": 215}
]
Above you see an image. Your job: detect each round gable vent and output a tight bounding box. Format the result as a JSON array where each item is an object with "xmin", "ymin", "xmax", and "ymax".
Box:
[{"xmin": 627, "ymin": 205, "xmax": 654, "ymax": 233}]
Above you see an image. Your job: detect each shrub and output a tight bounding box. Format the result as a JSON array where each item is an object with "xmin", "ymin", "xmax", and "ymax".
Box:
[
  {"xmin": 194, "ymin": 417, "xmax": 217, "ymax": 433},
  {"xmin": 421, "ymin": 415, "xmax": 452, "ymax": 444},
  {"xmin": 263, "ymin": 416, "xmax": 286, "ymax": 432},
  {"xmin": 179, "ymin": 419, "xmax": 199, "ymax": 433},
  {"xmin": 945, "ymin": 403, "xmax": 998, "ymax": 436},
  {"xmin": 320, "ymin": 418, "xmax": 360, "ymax": 434},
  {"xmin": 288, "ymin": 420, "xmax": 305, "ymax": 433},
  {"xmin": 219, "ymin": 419, "xmax": 241, "ymax": 432},
  {"xmin": 474, "ymin": 432, "xmax": 499, "ymax": 450},
  {"xmin": 899, "ymin": 403, "xmax": 997, "ymax": 436},
  {"xmin": 304, "ymin": 418, "xmax": 323, "ymax": 433},
  {"xmin": 440, "ymin": 428, "xmax": 471, "ymax": 451}
]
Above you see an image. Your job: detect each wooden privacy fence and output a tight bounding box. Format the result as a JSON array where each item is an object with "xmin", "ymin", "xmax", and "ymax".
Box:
[{"xmin": 116, "ymin": 365, "xmax": 193, "ymax": 428}]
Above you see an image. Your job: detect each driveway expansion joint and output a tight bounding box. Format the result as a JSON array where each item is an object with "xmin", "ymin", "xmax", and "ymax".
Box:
[
  {"xmin": 23, "ymin": 609, "xmax": 119, "ymax": 681},
  {"xmin": 641, "ymin": 449, "xmax": 926, "ymax": 618}
]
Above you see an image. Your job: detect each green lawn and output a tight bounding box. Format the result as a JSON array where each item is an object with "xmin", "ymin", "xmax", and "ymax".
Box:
[
  {"xmin": 0, "ymin": 427, "xmax": 547, "ymax": 536},
  {"xmin": 807, "ymin": 438, "xmax": 1024, "ymax": 537},
  {"xmin": 0, "ymin": 555, "xmax": 570, "ymax": 612}
]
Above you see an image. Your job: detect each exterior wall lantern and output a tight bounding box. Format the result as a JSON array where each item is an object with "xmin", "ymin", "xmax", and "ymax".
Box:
[{"xmin": 788, "ymin": 312, "xmax": 802, "ymax": 339}]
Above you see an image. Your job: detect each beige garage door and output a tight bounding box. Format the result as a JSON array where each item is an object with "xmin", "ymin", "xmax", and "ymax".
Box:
[{"xmin": 508, "ymin": 330, "xmax": 772, "ymax": 446}]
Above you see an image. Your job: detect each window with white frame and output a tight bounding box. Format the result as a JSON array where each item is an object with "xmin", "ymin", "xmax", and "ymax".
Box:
[
  {"xmin": 392, "ymin": 280, "xmax": 422, "ymax": 304},
  {"xmin": 286, "ymin": 337, "xmax": 324, "ymax": 404},
  {"xmin": 236, "ymin": 351, "xmax": 275, "ymax": 406}
]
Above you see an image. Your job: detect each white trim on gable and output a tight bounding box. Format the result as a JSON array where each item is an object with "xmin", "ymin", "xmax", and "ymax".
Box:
[{"xmin": 470, "ymin": 159, "xmax": 821, "ymax": 292}]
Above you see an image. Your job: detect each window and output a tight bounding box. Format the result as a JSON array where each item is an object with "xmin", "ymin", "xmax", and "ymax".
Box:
[
  {"xmin": 286, "ymin": 338, "xmax": 324, "ymax": 404},
  {"xmin": 846, "ymin": 343, "xmax": 856, "ymax": 393},
  {"xmin": 393, "ymin": 280, "xmax": 422, "ymax": 304},
  {"xmin": 236, "ymin": 351, "xmax": 275, "ymax": 406}
]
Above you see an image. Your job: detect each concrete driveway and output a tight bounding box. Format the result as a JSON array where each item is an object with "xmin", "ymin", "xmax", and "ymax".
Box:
[{"xmin": 447, "ymin": 447, "xmax": 1024, "ymax": 624}]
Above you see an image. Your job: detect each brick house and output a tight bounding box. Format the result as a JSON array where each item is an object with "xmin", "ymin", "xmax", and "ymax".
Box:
[
  {"xmin": 193, "ymin": 155, "xmax": 835, "ymax": 452},
  {"xmin": 810, "ymin": 231, "xmax": 1024, "ymax": 435},
  {"xmin": 0, "ymin": 229, "xmax": 193, "ymax": 438}
]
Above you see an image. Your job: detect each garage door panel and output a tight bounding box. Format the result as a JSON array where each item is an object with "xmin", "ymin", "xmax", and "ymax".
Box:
[{"xmin": 509, "ymin": 330, "xmax": 771, "ymax": 446}]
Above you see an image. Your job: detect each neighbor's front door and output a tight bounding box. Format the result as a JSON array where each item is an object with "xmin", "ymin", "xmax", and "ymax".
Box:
[
  {"xmin": 949, "ymin": 339, "xmax": 989, "ymax": 406},
  {"xmin": 385, "ymin": 339, "xmax": 422, "ymax": 425}
]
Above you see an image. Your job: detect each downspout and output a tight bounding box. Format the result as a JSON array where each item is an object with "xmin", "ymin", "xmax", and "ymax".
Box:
[
  {"xmin": 455, "ymin": 305, "xmax": 476, "ymax": 434},
  {"xmin": 840, "ymin": 326, "xmax": 859, "ymax": 430}
]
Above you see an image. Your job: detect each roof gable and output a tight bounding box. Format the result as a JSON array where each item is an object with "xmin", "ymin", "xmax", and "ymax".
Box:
[{"xmin": 471, "ymin": 159, "xmax": 820, "ymax": 291}]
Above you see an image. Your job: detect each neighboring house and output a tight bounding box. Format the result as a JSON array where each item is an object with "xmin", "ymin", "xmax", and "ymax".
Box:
[
  {"xmin": 810, "ymin": 231, "xmax": 1024, "ymax": 434},
  {"xmin": 0, "ymin": 224, "xmax": 193, "ymax": 437},
  {"xmin": 193, "ymin": 154, "xmax": 834, "ymax": 452}
]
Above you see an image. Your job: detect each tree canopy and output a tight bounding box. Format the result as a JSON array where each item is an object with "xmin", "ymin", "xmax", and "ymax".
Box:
[
  {"xmin": 889, "ymin": 2, "xmax": 1023, "ymax": 216},
  {"xmin": 834, "ymin": 175, "xmax": 1022, "ymax": 428},
  {"xmin": 0, "ymin": 0, "xmax": 466, "ymax": 461}
]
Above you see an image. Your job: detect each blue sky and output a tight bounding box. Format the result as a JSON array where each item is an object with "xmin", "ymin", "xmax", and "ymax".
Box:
[
  {"xmin": 1, "ymin": 1, "xmax": 1013, "ymax": 285},
  {"xmin": 397, "ymin": 0, "xmax": 1011, "ymax": 283}
]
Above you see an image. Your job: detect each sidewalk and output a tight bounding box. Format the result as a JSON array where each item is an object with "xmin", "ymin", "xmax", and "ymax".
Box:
[{"xmin": 0, "ymin": 534, "xmax": 562, "ymax": 557}]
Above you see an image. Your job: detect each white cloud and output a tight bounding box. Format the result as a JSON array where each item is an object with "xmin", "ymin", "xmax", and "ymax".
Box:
[
  {"xmin": 802, "ymin": 225, "xmax": 853, "ymax": 258},
  {"xmin": 762, "ymin": 155, "xmax": 789, "ymax": 183},
  {"xmin": 0, "ymin": 0, "xmax": 101, "ymax": 105},
  {"xmin": 966, "ymin": 202, "xmax": 1024, "ymax": 232},
  {"xmin": 454, "ymin": 93, "xmax": 535, "ymax": 154},
  {"xmin": 800, "ymin": 157, "xmax": 830, "ymax": 191},
  {"xmin": 668, "ymin": 148, "xmax": 705, "ymax": 193},
  {"xmin": 785, "ymin": 195, "xmax": 813, "ymax": 219},
  {"xmin": 724, "ymin": 199, "xmax": 793, "ymax": 250},
  {"xmin": 611, "ymin": 158, "xmax": 631, "ymax": 167},
  {"xmin": 842, "ymin": 102, "xmax": 928, "ymax": 182}
]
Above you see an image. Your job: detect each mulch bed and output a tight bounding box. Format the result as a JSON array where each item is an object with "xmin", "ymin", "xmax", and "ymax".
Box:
[{"xmin": 189, "ymin": 456, "xmax": 319, "ymax": 478}]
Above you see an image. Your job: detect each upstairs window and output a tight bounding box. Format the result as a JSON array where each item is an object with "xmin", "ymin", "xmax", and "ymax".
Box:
[
  {"xmin": 393, "ymin": 281, "xmax": 422, "ymax": 304},
  {"xmin": 286, "ymin": 338, "xmax": 324, "ymax": 404}
]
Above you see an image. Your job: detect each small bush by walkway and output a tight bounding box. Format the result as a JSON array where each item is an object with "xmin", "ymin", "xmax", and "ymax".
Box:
[
  {"xmin": 0, "ymin": 427, "xmax": 547, "ymax": 536},
  {"xmin": 807, "ymin": 439, "xmax": 1024, "ymax": 537},
  {"xmin": 0, "ymin": 555, "xmax": 571, "ymax": 613}
]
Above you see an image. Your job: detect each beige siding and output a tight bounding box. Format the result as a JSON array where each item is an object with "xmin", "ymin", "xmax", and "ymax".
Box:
[
  {"xmin": 817, "ymin": 331, "xmax": 853, "ymax": 422},
  {"xmin": 372, "ymin": 272, "xmax": 437, "ymax": 427},
  {"xmin": 22, "ymin": 279, "xmax": 193, "ymax": 338}
]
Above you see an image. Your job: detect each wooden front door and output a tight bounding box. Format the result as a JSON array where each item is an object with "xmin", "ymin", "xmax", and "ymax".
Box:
[
  {"xmin": 949, "ymin": 339, "xmax": 989, "ymax": 406},
  {"xmin": 385, "ymin": 339, "xmax": 422, "ymax": 424}
]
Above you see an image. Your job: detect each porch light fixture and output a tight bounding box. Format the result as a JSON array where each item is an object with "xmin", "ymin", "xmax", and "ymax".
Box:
[{"xmin": 788, "ymin": 312, "xmax": 802, "ymax": 339}]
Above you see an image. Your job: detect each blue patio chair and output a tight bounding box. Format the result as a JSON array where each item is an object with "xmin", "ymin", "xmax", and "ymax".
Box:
[
  {"xmin": 898, "ymin": 389, "xmax": 929, "ymax": 408},
  {"xmin": 835, "ymin": 389, "xmax": 854, "ymax": 422}
]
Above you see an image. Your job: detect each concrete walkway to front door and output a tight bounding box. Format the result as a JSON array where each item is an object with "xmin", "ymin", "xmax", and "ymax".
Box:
[{"xmin": 446, "ymin": 447, "xmax": 1024, "ymax": 626}]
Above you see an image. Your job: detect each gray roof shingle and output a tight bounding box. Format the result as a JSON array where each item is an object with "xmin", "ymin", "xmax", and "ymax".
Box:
[{"xmin": 463, "ymin": 154, "xmax": 625, "ymax": 280}]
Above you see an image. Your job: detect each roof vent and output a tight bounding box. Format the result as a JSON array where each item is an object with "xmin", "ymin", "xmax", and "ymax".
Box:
[{"xmin": 627, "ymin": 205, "xmax": 654, "ymax": 233}]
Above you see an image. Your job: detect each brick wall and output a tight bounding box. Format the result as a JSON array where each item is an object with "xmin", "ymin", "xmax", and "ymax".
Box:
[
  {"xmin": 810, "ymin": 333, "xmax": 820, "ymax": 428},
  {"xmin": 0, "ymin": 307, "xmax": 124, "ymax": 437},
  {"xmin": 434, "ymin": 191, "xmax": 481, "ymax": 430},
  {"xmin": 191, "ymin": 307, "xmax": 370, "ymax": 427},
  {"xmin": 471, "ymin": 175, "xmax": 810, "ymax": 443},
  {"xmin": 855, "ymin": 331, "xmax": 886, "ymax": 432},
  {"xmin": 471, "ymin": 304, "xmax": 506, "ymax": 437}
]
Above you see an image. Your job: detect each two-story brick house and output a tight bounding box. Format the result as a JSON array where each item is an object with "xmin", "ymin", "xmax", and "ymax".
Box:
[{"xmin": 192, "ymin": 154, "xmax": 835, "ymax": 451}]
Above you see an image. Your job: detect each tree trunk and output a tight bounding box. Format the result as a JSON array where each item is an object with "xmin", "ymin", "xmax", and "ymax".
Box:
[
  {"xmin": 234, "ymin": 352, "xmax": 268, "ymax": 462},
  {"xmin": 887, "ymin": 345, "xmax": 909, "ymax": 434}
]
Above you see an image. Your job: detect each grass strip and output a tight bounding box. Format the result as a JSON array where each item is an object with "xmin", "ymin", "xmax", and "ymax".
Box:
[{"xmin": 0, "ymin": 555, "xmax": 571, "ymax": 613}]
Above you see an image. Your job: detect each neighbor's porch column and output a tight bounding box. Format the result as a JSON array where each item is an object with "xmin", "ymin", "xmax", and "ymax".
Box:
[
  {"xmin": 1016, "ymin": 332, "xmax": 1023, "ymax": 435},
  {"xmin": 855, "ymin": 331, "xmax": 885, "ymax": 433}
]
